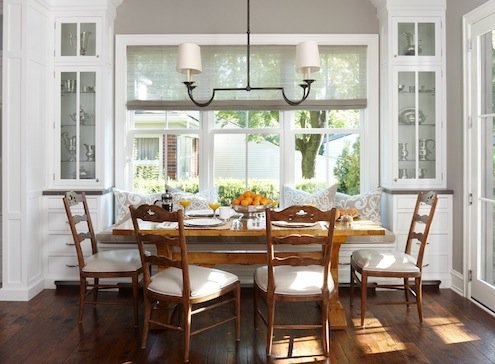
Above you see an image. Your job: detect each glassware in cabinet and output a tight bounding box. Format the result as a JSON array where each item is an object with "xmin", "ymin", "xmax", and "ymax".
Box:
[
  {"xmin": 58, "ymin": 20, "xmax": 98, "ymax": 58},
  {"xmin": 60, "ymin": 71, "xmax": 96, "ymax": 181},
  {"xmin": 397, "ymin": 70, "xmax": 437, "ymax": 182},
  {"xmin": 395, "ymin": 20, "xmax": 438, "ymax": 60}
]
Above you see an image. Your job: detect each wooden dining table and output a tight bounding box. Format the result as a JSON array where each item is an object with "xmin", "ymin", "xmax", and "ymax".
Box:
[{"xmin": 113, "ymin": 217, "xmax": 386, "ymax": 329}]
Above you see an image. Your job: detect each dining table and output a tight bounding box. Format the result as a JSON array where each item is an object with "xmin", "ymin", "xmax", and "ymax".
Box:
[{"xmin": 112, "ymin": 216, "xmax": 387, "ymax": 329}]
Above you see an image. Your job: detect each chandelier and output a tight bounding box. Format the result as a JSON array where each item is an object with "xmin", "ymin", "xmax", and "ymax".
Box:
[{"xmin": 176, "ymin": 0, "xmax": 320, "ymax": 107}]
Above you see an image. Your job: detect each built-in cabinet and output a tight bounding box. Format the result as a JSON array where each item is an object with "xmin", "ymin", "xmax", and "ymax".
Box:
[
  {"xmin": 374, "ymin": 0, "xmax": 446, "ymax": 189},
  {"xmin": 382, "ymin": 192, "xmax": 453, "ymax": 287},
  {"xmin": 372, "ymin": 0, "xmax": 451, "ymax": 287},
  {"xmin": 43, "ymin": 13, "xmax": 115, "ymax": 287}
]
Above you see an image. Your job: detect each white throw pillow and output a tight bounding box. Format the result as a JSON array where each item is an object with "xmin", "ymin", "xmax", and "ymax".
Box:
[
  {"xmin": 282, "ymin": 184, "xmax": 338, "ymax": 211},
  {"xmin": 113, "ymin": 188, "xmax": 162, "ymax": 225},
  {"xmin": 336, "ymin": 189, "xmax": 382, "ymax": 223}
]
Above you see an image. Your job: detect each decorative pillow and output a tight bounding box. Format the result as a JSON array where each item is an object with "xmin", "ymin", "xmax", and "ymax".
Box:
[
  {"xmin": 336, "ymin": 189, "xmax": 382, "ymax": 223},
  {"xmin": 171, "ymin": 189, "xmax": 218, "ymax": 212},
  {"xmin": 282, "ymin": 184, "xmax": 338, "ymax": 211},
  {"xmin": 113, "ymin": 188, "xmax": 162, "ymax": 224}
]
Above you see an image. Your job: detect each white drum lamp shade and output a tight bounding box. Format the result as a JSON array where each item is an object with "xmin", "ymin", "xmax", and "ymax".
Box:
[
  {"xmin": 177, "ymin": 43, "xmax": 203, "ymax": 82},
  {"xmin": 296, "ymin": 41, "xmax": 321, "ymax": 80}
]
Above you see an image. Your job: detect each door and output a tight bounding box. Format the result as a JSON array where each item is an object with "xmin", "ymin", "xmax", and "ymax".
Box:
[{"xmin": 468, "ymin": 10, "xmax": 495, "ymax": 311}]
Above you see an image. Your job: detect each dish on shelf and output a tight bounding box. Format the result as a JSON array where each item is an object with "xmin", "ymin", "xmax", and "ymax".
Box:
[{"xmin": 399, "ymin": 108, "xmax": 425, "ymax": 125}]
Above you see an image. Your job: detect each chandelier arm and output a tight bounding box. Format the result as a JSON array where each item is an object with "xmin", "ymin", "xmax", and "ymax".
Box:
[
  {"xmin": 184, "ymin": 82, "xmax": 217, "ymax": 107},
  {"xmin": 280, "ymin": 80, "xmax": 314, "ymax": 106}
]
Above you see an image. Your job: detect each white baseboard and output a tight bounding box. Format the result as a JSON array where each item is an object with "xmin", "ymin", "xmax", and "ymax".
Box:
[
  {"xmin": 0, "ymin": 278, "xmax": 44, "ymax": 301},
  {"xmin": 450, "ymin": 269, "xmax": 465, "ymax": 296}
]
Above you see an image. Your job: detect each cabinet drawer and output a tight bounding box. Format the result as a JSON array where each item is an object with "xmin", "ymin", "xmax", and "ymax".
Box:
[
  {"xmin": 396, "ymin": 233, "xmax": 449, "ymax": 255},
  {"xmin": 396, "ymin": 195, "xmax": 451, "ymax": 210},
  {"xmin": 46, "ymin": 196, "xmax": 98, "ymax": 210},
  {"xmin": 47, "ymin": 211, "xmax": 97, "ymax": 233},
  {"xmin": 396, "ymin": 209, "xmax": 449, "ymax": 234},
  {"xmin": 47, "ymin": 255, "xmax": 80, "ymax": 279},
  {"xmin": 45, "ymin": 234, "xmax": 92, "ymax": 255}
]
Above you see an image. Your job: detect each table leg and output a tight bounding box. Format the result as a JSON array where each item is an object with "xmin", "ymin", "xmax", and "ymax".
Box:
[{"xmin": 330, "ymin": 237, "xmax": 347, "ymax": 329}]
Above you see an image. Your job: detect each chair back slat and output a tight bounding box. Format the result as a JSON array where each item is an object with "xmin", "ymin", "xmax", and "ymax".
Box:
[
  {"xmin": 265, "ymin": 205, "xmax": 336, "ymax": 295},
  {"xmin": 404, "ymin": 191, "xmax": 438, "ymax": 269},
  {"xmin": 130, "ymin": 204, "xmax": 191, "ymax": 298},
  {"xmin": 273, "ymin": 256, "xmax": 322, "ymax": 266},
  {"xmin": 63, "ymin": 191, "xmax": 98, "ymax": 270},
  {"xmin": 272, "ymin": 235, "xmax": 326, "ymax": 246}
]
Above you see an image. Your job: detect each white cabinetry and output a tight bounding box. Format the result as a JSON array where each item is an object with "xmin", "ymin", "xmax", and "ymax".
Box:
[
  {"xmin": 43, "ymin": 10, "xmax": 116, "ymax": 287},
  {"xmin": 43, "ymin": 193, "xmax": 112, "ymax": 287},
  {"xmin": 373, "ymin": 0, "xmax": 446, "ymax": 189},
  {"xmin": 382, "ymin": 192, "xmax": 452, "ymax": 287},
  {"xmin": 51, "ymin": 16, "xmax": 113, "ymax": 189}
]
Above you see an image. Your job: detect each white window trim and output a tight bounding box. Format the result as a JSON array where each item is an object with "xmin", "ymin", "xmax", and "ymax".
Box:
[{"xmin": 115, "ymin": 34, "xmax": 379, "ymax": 192}]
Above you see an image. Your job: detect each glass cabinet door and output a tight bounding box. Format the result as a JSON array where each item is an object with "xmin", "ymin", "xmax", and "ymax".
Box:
[
  {"xmin": 60, "ymin": 71, "xmax": 96, "ymax": 181},
  {"xmin": 59, "ymin": 21, "xmax": 97, "ymax": 58},
  {"xmin": 396, "ymin": 20, "xmax": 437, "ymax": 58},
  {"xmin": 397, "ymin": 70, "xmax": 437, "ymax": 181}
]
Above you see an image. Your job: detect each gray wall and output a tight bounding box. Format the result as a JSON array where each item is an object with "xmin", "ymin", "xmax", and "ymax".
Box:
[
  {"xmin": 446, "ymin": 0, "xmax": 488, "ymax": 272},
  {"xmin": 115, "ymin": 0, "xmax": 491, "ymax": 274},
  {"xmin": 115, "ymin": 0, "xmax": 379, "ymax": 34}
]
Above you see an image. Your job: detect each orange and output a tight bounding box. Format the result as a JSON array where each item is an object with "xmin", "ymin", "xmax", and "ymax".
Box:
[
  {"xmin": 240, "ymin": 199, "xmax": 250, "ymax": 206},
  {"xmin": 232, "ymin": 198, "xmax": 240, "ymax": 205}
]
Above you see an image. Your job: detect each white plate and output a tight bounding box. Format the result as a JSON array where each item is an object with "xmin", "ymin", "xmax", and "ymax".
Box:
[
  {"xmin": 186, "ymin": 209, "xmax": 218, "ymax": 217},
  {"xmin": 271, "ymin": 221, "xmax": 318, "ymax": 228},
  {"xmin": 184, "ymin": 218, "xmax": 225, "ymax": 227}
]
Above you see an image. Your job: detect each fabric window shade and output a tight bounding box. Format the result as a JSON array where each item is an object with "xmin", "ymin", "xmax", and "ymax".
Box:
[{"xmin": 127, "ymin": 45, "xmax": 367, "ymax": 111}]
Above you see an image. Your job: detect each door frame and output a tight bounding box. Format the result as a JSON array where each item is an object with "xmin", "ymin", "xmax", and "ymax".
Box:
[{"xmin": 463, "ymin": 0, "xmax": 495, "ymax": 309}]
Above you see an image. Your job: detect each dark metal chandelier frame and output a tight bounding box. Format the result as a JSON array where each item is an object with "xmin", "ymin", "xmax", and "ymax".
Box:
[{"xmin": 181, "ymin": 0, "xmax": 316, "ymax": 107}]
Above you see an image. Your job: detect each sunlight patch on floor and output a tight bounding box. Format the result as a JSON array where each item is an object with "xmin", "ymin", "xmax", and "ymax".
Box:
[
  {"xmin": 353, "ymin": 319, "xmax": 407, "ymax": 354},
  {"xmin": 271, "ymin": 334, "xmax": 328, "ymax": 363},
  {"xmin": 424, "ymin": 316, "xmax": 480, "ymax": 344}
]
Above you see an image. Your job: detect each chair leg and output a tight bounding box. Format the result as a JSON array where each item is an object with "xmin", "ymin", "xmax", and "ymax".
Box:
[
  {"xmin": 266, "ymin": 297, "xmax": 275, "ymax": 358},
  {"xmin": 253, "ymin": 285, "xmax": 259, "ymax": 330},
  {"xmin": 404, "ymin": 278, "xmax": 410, "ymax": 308},
  {"xmin": 415, "ymin": 277, "xmax": 423, "ymax": 322},
  {"xmin": 183, "ymin": 303, "xmax": 192, "ymax": 363},
  {"xmin": 140, "ymin": 296, "xmax": 152, "ymax": 349},
  {"xmin": 321, "ymin": 299, "xmax": 330, "ymax": 356},
  {"xmin": 350, "ymin": 264, "xmax": 355, "ymax": 307},
  {"xmin": 93, "ymin": 277, "xmax": 99, "ymax": 306},
  {"xmin": 132, "ymin": 273, "xmax": 140, "ymax": 327},
  {"xmin": 360, "ymin": 273, "xmax": 368, "ymax": 328},
  {"xmin": 234, "ymin": 283, "xmax": 241, "ymax": 342},
  {"xmin": 78, "ymin": 278, "xmax": 87, "ymax": 324}
]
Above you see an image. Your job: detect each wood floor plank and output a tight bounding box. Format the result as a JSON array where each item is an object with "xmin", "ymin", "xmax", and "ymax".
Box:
[{"xmin": 0, "ymin": 286, "xmax": 494, "ymax": 363}]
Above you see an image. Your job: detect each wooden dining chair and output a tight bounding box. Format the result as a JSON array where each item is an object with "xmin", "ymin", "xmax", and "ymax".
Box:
[
  {"xmin": 129, "ymin": 204, "xmax": 241, "ymax": 363},
  {"xmin": 62, "ymin": 191, "xmax": 143, "ymax": 326},
  {"xmin": 350, "ymin": 191, "xmax": 438, "ymax": 327},
  {"xmin": 253, "ymin": 205, "xmax": 337, "ymax": 360}
]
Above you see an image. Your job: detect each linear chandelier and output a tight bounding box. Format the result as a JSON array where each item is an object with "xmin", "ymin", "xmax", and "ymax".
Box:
[{"xmin": 176, "ymin": 0, "xmax": 320, "ymax": 107}]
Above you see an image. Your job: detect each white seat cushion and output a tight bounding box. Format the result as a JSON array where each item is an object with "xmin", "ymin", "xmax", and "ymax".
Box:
[
  {"xmin": 148, "ymin": 265, "xmax": 239, "ymax": 298},
  {"xmin": 82, "ymin": 249, "xmax": 142, "ymax": 273},
  {"xmin": 254, "ymin": 265, "xmax": 335, "ymax": 295},
  {"xmin": 351, "ymin": 249, "xmax": 419, "ymax": 273}
]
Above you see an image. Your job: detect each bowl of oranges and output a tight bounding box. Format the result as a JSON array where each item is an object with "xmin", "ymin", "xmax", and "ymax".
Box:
[{"xmin": 231, "ymin": 191, "xmax": 275, "ymax": 218}]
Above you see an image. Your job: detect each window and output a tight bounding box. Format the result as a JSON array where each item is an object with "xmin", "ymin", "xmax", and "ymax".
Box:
[{"xmin": 116, "ymin": 34, "xmax": 379, "ymax": 200}]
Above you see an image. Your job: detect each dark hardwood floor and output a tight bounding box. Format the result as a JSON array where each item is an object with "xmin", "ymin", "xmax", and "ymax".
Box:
[{"xmin": 0, "ymin": 285, "xmax": 494, "ymax": 364}]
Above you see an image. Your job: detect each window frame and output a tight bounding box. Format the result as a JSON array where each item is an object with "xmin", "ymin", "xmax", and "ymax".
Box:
[{"xmin": 115, "ymin": 34, "xmax": 379, "ymax": 193}]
